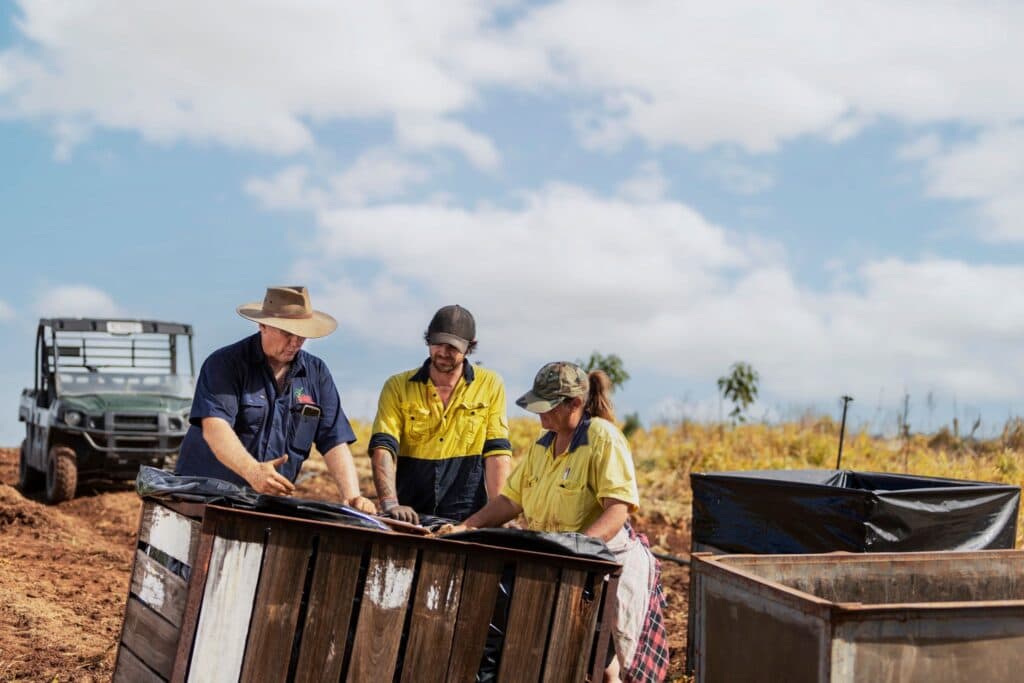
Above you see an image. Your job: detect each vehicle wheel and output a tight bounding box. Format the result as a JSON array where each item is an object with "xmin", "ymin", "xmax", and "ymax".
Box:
[
  {"xmin": 44, "ymin": 445, "xmax": 78, "ymax": 504},
  {"xmin": 17, "ymin": 439, "xmax": 44, "ymax": 493}
]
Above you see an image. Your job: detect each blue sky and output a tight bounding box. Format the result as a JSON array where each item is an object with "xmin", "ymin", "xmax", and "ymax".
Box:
[{"xmin": 2, "ymin": 1, "xmax": 1024, "ymax": 445}]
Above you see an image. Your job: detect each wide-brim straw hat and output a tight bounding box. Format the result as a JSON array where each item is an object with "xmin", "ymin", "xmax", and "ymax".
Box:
[{"xmin": 237, "ymin": 286, "xmax": 337, "ymax": 339}]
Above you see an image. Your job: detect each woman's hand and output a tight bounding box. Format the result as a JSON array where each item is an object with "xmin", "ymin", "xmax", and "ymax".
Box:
[{"xmin": 435, "ymin": 523, "xmax": 471, "ymax": 536}]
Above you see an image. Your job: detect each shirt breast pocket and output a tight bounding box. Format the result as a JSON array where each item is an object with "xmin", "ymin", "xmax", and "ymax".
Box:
[
  {"xmin": 554, "ymin": 479, "xmax": 590, "ymax": 531},
  {"xmin": 402, "ymin": 404, "xmax": 432, "ymax": 445},
  {"xmin": 237, "ymin": 393, "xmax": 267, "ymax": 437},
  {"xmin": 289, "ymin": 404, "xmax": 321, "ymax": 455},
  {"xmin": 458, "ymin": 400, "xmax": 488, "ymax": 450}
]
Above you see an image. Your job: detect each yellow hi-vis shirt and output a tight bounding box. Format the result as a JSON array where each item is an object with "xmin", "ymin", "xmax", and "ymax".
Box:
[
  {"xmin": 369, "ymin": 359, "xmax": 512, "ymax": 519},
  {"xmin": 503, "ymin": 415, "xmax": 639, "ymax": 533}
]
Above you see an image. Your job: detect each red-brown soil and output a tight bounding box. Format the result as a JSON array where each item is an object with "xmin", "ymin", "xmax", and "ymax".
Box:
[{"xmin": 0, "ymin": 448, "xmax": 689, "ymax": 681}]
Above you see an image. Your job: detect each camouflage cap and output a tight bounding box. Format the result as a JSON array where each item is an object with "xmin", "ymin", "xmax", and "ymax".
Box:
[{"xmin": 516, "ymin": 361, "xmax": 590, "ymax": 414}]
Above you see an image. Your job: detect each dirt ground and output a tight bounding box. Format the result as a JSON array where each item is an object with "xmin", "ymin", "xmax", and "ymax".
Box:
[{"xmin": 0, "ymin": 447, "xmax": 689, "ymax": 681}]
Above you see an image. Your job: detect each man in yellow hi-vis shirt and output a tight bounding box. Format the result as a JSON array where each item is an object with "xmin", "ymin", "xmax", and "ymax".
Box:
[{"xmin": 369, "ymin": 305, "xmax": 512, "ymax": 524}]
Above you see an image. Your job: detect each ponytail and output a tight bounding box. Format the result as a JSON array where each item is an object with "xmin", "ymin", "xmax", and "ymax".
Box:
[{"xmin": 584, "ymin": 370, "xmax": 616, "ymax": 423}]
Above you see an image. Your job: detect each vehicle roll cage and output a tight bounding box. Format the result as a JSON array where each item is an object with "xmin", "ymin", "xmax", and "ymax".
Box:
[{"xmin": 36, "ymin": 318, "xmax": 196, "ymax": 395}]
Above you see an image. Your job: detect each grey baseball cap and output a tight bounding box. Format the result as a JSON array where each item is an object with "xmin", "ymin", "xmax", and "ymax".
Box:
[
  {"xmin": 516, "ymin": 361, "xmax": 589, "ymax": 413},
  {"xmin": 426, "ymin": 305, "xmax": 476, "ymax": 353}
]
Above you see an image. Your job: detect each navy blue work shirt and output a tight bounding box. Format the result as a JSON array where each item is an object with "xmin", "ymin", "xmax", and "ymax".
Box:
[{"xmin": 176, "ymin": 333, "xmax": 356, "ymax": 487}]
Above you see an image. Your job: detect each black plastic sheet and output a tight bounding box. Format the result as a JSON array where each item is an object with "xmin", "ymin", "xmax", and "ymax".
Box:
[
  {"xmin": 692, "ymin": 469, "xmax": 1020, "ymax": 554},
  {"xmin": 135, "ymin": 466, "xmax": 388, "ymax": 530}
]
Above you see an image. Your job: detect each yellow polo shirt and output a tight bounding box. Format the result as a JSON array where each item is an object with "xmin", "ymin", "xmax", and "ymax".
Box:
[
  {"xmin": 503, "ymin": 416, "xmax": 639, "ymax": 533},
  {"xmin": 369, "ymin": 359, "xmax": 512, "ymax": 519}
]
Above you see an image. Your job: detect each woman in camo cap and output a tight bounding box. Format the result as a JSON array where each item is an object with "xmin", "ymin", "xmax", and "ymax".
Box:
[{"xmin": 442, "ymin": 361, "xmax": 668, "ymax": 683}]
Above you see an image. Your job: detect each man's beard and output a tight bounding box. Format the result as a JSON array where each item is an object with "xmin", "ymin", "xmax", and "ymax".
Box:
[{"xmin": 431, "ymin": 356, "xmax": 458, "ymax": 373}]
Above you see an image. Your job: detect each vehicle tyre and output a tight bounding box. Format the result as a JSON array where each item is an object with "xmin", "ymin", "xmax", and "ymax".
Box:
[
  {"xmin": 17, "ymin": 439, "xmax": 44, "ymax": 493},
  {"xmin": 44, "ymin": 445, "xmax": 78, "ymax": 504}
]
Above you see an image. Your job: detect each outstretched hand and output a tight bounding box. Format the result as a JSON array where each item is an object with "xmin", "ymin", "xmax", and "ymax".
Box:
[
  {"xmin": 435, "ymin": 523, "xmax": 469, "ymax": 536},
  {"xmin": 345, "ymin": 495, "xmax": 377, "ymax": 514},
  {"xmin": 246, "ymin": 454, "xmax": 295, "ymax": 496}
]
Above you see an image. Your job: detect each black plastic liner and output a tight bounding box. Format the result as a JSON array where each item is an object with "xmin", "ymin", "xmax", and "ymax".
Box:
[
  {"xmin": 447, "ymin": 528, "xmax": 616, "ymax": 563},
  {"xmin": 692, "ymin": 469, "xmax": 1020, "ymax": 554},
  {"xmin": 135, "ymin": 466, "xmax": 388, "ymax": 530}
]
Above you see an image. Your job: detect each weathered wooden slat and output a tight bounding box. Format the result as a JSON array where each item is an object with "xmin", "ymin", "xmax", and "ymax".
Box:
[
  {"xmin": 169, "ymin": 515, "xmax": 217, "ymax": 683},
  {"xmin": 186, "ymin": 520, "xmax": 265, "ymax": 683},
  {"xmin": 542, "ymin": 570, "xmax": 604, "ymax": 683},
  {"xmin": 446, "ymin": 554, "xmax": 505, "ymax": 682},
  {"xmin": 139, "ymin": 501, "xmax": 201, "ymax": 566},
  {"xmin": 292, "ymin": 534, "xmax": 365, "ymax": 682},
  {"xmin": 131, "ymin": 549, "xmax": 189, "ymax": 627},
  {"xmin": 498, "ymin": 563, "xmax": 560, "ymax": 683},
  {"xmin": 121, "ymin": 596, "xmax": 179, "ymax": 679},
  {"xmin": 346, "ymin": 542, "xmax": 418, "ymax": 682},
  {"xmin": 589, "ymin": 574, "xmax": 619, "ymax": 683},
  {"xmin": 399, "ymin": 550, "xmax": 465, "ymax": 683},
  {"xmin": 239, "ymin": 524, "xmax": 316, "ymax": 683},
  {"xmin": 114, "ymin": 643, "xmax": 167, "ymax": 683}
]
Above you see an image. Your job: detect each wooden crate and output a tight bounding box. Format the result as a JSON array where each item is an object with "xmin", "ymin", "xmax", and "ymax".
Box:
[{"xmin": 114, "ymin": 501, "xmax": 621, "ymax": 682}]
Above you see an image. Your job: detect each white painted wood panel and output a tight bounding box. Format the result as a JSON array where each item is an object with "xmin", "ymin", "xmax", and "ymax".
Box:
[
  {"xmin": 139, "ymin": 502, "xmax": 201, "ymax": 566},
  {"xmin": 187, "ymin": 535, "xmax": 265, "ymax": 683}
]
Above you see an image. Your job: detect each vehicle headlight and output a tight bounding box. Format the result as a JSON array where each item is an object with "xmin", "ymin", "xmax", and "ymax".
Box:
[{"xmin": 64, "ymin": 411, "xmax": 83, "ymax": 426}]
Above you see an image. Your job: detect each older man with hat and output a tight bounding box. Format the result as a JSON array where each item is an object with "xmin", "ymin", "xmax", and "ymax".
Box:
[
  {"xmin": 368, "ymin": 305, "xmax": 512, "ymax": 524},
  {"xmin": 176, "ymin": 286, "xmax": 374, "ymax": 512}
]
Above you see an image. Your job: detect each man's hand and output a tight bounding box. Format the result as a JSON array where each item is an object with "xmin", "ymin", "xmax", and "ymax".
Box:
[
  {"xmin": 245, "ymin": 454, "xmax": 295, "ymax": 496},
  {"xmin": 345, "ymin": 495, "xmax": 377, "ymax": 514},
  {"xmin": 381, "ymin": 498, "xmax": 419, "ymax": 525}
]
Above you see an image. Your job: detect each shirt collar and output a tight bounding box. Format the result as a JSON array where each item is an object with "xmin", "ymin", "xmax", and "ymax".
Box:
[
  {"xmin": 410, "ymin": 358, "xmax": 475, "ymax": 384},
  {"xmin": 247, "ymin": 332, "xmax": 307, "ymax": 378},
  {"xmin": 536, "ymin": 414, "xmax": 591, "ymax": 453}
]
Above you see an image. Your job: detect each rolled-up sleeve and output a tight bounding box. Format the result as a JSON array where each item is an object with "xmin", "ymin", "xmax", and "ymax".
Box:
[{"xmin": 369, "ymin": 376, "xmax": 402, "ymax": 455}]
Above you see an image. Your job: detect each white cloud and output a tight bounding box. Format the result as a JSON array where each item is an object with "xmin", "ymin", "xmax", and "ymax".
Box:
[
  {"xmin": 34, "ymin": 285, "xmax": 122, "ymax": 318},
  {"xmin": 395, "ymin": 116, "xmax": 500, "ymax": 170},
  {"xmin": 244, "ymin": 165, "xmax": 327, "ymax": 211},
  {"xmin": 703, "ymin": 155, "xmax": 775, "ymax": 195},
  {"xmin": 913, "ymin": 126, "xmax": 1024, "ymax": 241},
  {"xmin": 616, "ymin": 161, "xmax": 668, "ymax": 202},
  {"xmin": 6, "ymin": 1, "xmax": 1024, "ymax": 161},
  {"xmin": 520, "ymin": 0, "xmax": 1024, "ymax": 152},
  {"xmin": 253, "ymin": 185, "xmax": 1024, "ymax": 405},
  {"xmin": 246, "ymin": 150, "xmax": 434, "ymax": 210},
  {"xmin": 0, "ymin": 299, "xmax": 15, "ymax": 322},
  {"xmin": 330, "ymin": 149, "xmax": 434, "ymax": 204},
  {"xmin": 0, "ymin": 1, "xmax": 514, "ymax": 160}
]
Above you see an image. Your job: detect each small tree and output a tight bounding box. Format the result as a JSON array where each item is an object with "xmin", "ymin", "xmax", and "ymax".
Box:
[
  {"xmin": 717, "ymin": 362, "xmax": 760, "ymax": 424},
  {"xmin": 577, "ymin": 352, "xmax": 640, "ymax": 436},
  {"xmin": 577, "ymin": 352, "xmax": 630, "ymax": 389}
]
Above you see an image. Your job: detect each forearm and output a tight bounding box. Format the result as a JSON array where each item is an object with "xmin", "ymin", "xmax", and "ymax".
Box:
[
  {"xmin": 201, "ymin": 417, "xmax": 259, "ymax": 481},
  {"xmin": 463, "ymin": 494, "xmax": 522, "ymax": 529},
  {"xmin": 370, "ymin": 447, "xmax": 399, "ymax": 503},
  {"xmin": 483, "ymin": 455, "xmax": 511, "ymax": 500},
  {"xmin": 322, "ymin": 442, "xmax": 362, "ymax": 502},
  {"xmin": 584, "ymin": 500, "xmax": 630, "ymax": 542}
]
